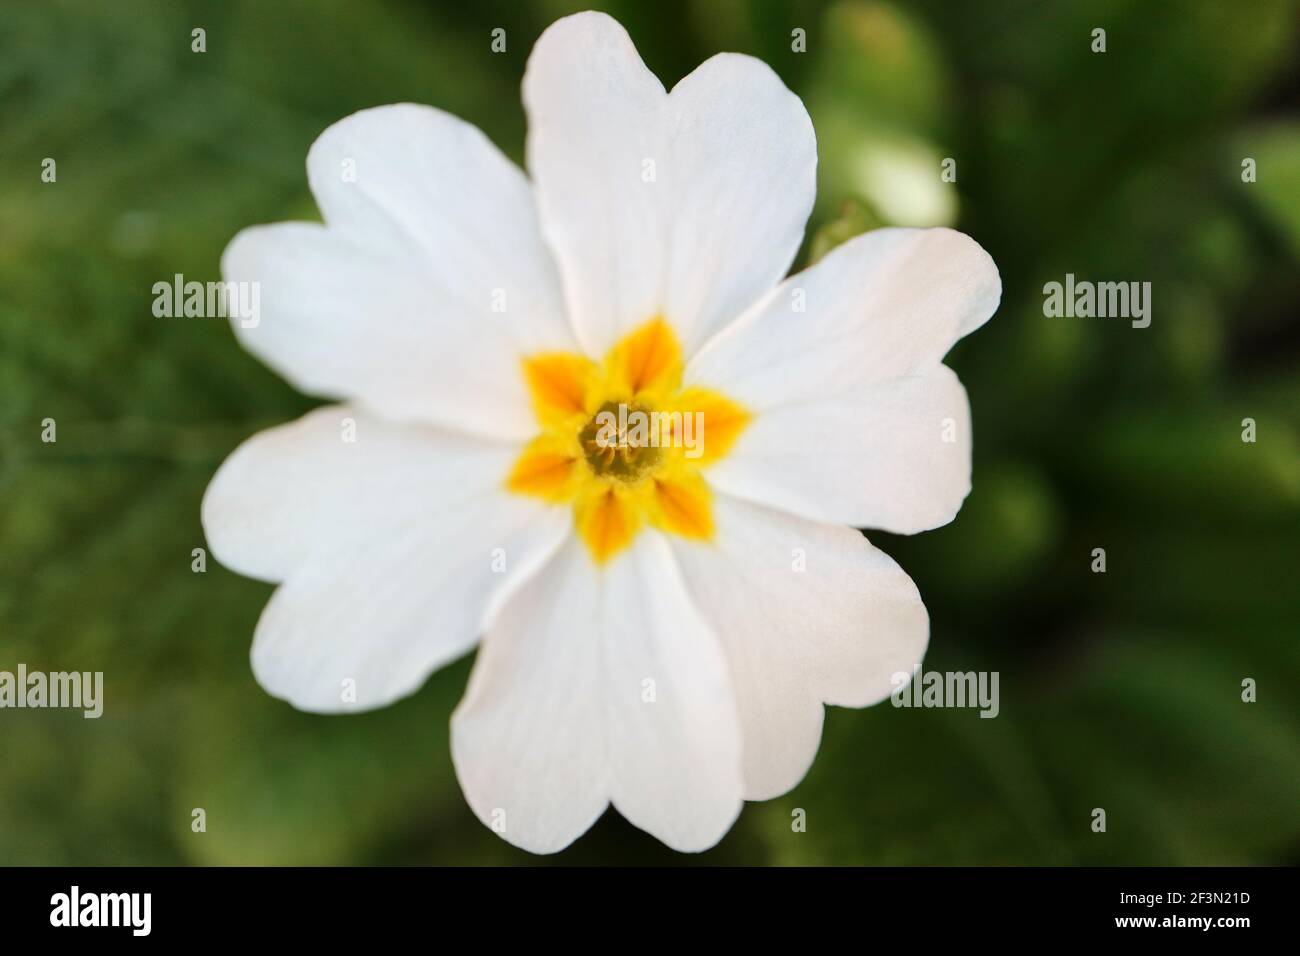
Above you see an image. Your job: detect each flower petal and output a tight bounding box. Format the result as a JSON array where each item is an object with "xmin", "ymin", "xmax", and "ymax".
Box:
[
  {"xmin": 224, "ymin": 104, "xmax": 575, "ymax": 439},
  {"xmin": 523, "ymin": 12, "xmax": 816, "ymax": 357},
  {"xmin": 573, "ymin": 482, "xmax": 644, "ymax": 564},
  {"xmin": 601, "ymin": 316, "xmax": 683, "ymax": 397},
  {"xmin": 647, "ymin": 471, "xmax": 714, "ymax": 541},
  {"xmin": 670, "ymin": 494, "xmax": 928, "ymax": 799},
  {"xmin": 705, "ymin": 364, "xmax": 974, "ymax": 533},
  {"xmin": 201, "ymin": 406, "xmax": 571, "ymax": 712},
  {"xmin": 506, "ymin": 434, "xmax": 580, "ymax": 504},
  {"xmin": 452, "ymin": 533, "xmax": 743, "ymax": 853},
  {"xmin": 450, "ymin": 541, "xmax": 606, "ymax": 855},
  {"xmin": 685, "ymin": 227, "xmax": 999, "ymax": 532},
  {"xmin": 521, "ymin": 352, "xmax": 598, "ymax": 426}
]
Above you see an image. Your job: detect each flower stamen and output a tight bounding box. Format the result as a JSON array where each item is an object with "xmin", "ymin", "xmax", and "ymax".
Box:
[
  {"xmin": 579, "ymin": 400, "xmax": 663, "ymax": 481},
  {"xmin": 509, "ymin": 318, "xmax": 750, "ymax": 563}
]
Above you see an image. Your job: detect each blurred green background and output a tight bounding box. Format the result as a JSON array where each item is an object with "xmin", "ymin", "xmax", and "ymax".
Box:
[{"xmin": 2, "ymin": 0, "xmax": 1298, "ymax": 865}]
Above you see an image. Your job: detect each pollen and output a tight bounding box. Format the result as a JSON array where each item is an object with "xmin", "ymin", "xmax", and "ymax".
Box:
[
  {"xmin": 507, "ymin": 318, "xmax": 750, "ymax": 564},
  {"xmin": 579, "ymin": 400, "xmax": 663, "ymax": 480}
]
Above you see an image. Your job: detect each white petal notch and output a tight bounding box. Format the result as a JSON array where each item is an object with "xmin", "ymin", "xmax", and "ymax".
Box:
[
  {"xmin": 523, "ymin": 12, "xmax": 817, "ymax": 357},
  {"xmin": 201, "ymin": 406, "xmax": 570, "ymax": 713},
  {"xmin": 453, "ymin": 534, "xmax": 743, "ymax": 853},
  {"xmin": 224, "ymin": 104, "xmax": 576, "ymax": 441},
  {"xmin": 206, "ymin": 9, "xmax": 1001, "ymax": 856},
  {"xmin": 671, "ymin": 496, "xmax": 928, "ymax": 800},
  {"xmin": 687, "ymin": 227, "xmax": 1001, "ymax": 532}
]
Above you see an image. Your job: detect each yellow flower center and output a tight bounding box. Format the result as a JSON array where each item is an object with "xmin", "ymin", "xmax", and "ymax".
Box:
[
  {"xmin": 579, "ymin": 400, "xmax": 663, "ymax": 480},
  {"xmin": 506, "ymin": 318, "xmax": 750, "ymax": 564}
]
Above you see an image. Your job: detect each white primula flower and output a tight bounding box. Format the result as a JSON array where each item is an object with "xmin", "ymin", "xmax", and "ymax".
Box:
[{"xmin": 202, "ymin": 11, "xmax": 1000, "ymax": 853}]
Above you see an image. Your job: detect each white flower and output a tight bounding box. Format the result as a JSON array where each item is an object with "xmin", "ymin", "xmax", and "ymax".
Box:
[{"xmin": 202, "ymin": 11, "xmax": 1000, "ymax": 853}]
